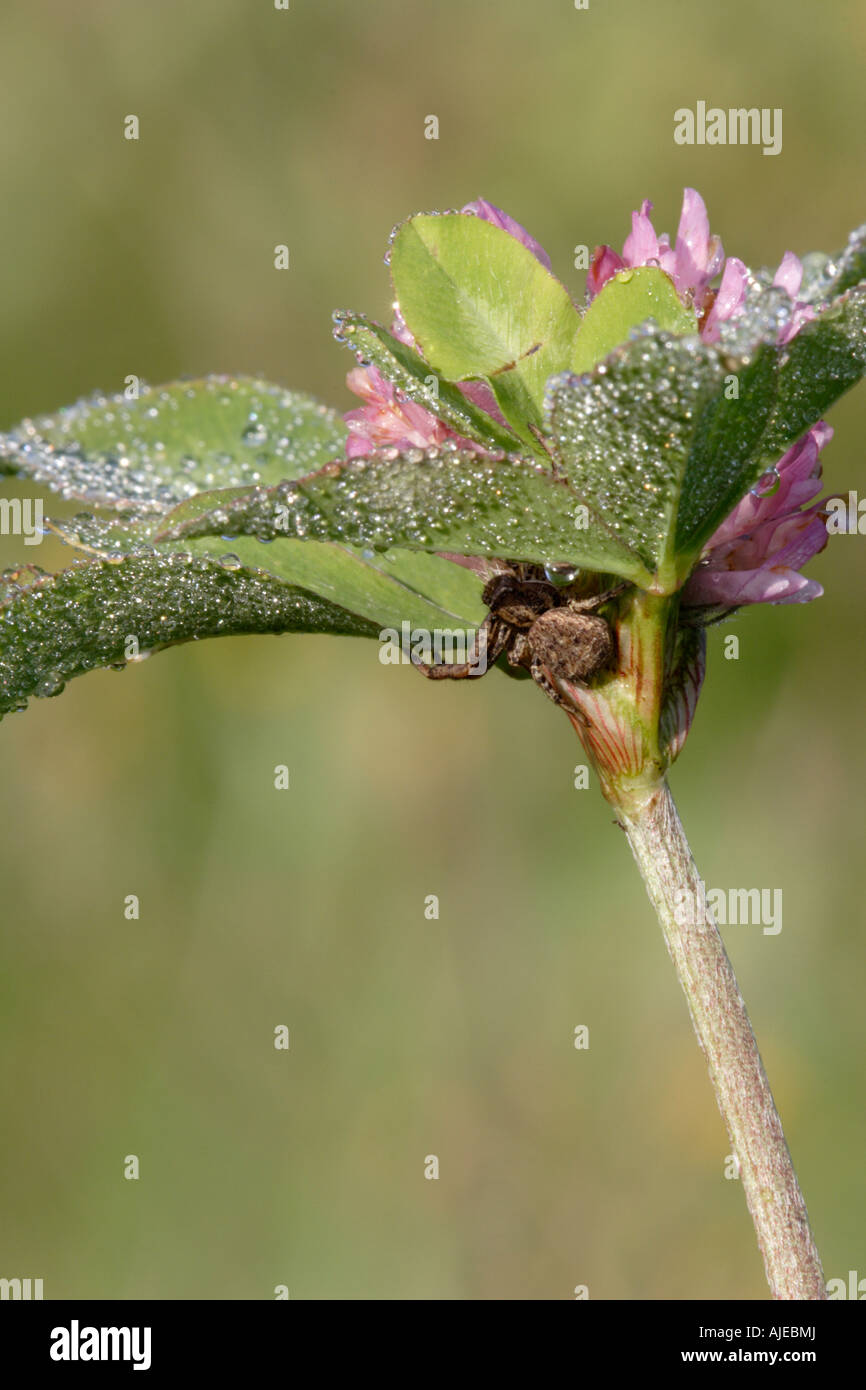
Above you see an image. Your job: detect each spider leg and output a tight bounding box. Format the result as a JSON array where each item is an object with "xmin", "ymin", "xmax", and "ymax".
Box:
[
  {"xmin": 413, "ymin": 660, "xmax": 481, "ymax": 680},
  {"xmin": 529, "ymin": 655, "xmax": 571, "ymax": 707},
  {"xmin": 505, "ymin": 630, "xmax": 534, "ymax": 669},
  {"xmin": 567, "ymin": 581, "xmax": 630, "ymax": 613},
  {"xmin": 411, "ymin": 617, "xmax": 505, "ymax": 680},
  {"xmin": 482, "ymin": 619, "xmax": 510, "ymax": 668}
]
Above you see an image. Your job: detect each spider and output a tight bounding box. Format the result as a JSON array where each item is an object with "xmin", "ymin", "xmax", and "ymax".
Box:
[{"xmin": 413, "ymin": 561, "xmax": 627, "ymax": 704}]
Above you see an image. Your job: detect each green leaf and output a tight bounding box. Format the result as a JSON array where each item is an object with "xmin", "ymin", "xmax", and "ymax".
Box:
[
  {"xmin": 548, "ymin": 332, "xmax": 778, "ymax": 592},
  {"xmin": 0, "ymin": 554, "xmax": 377, "ymax": 719},
  {"xmin": 0, "ymin": 377, "xmax": 347, "ymax": 512},
  {"xmin": 571, "ymin": 267, "xmax": 697, "ymax": 373},
  {"xmin": 182, "ymin": 540, "xmax": 488, "ymax": 633},
  {"xmin": 389, "ymin": 213, "xmax": 580, "ymax": 442},
  {"xmin": 340, "ymin": 547, "xmax": 488, "ymax": 628},
  {"xmin": 797, "ymin": 221, "xmax": 866, "ymax": 303},
  {"xmin": 47, "ymin": 507, "xmax": 487, "ymax": 635},
  {"xmin": 333, "ymin": 312, "xmax": 521, "ymax": 454},
  {"xmin": 673, "ymin": 346, "xmax": 779, "ymax": 560},
  {"xmin": 758, "ymin": 285, "xmax": 866, "ymax": 461},
  {"xmin": 150, "ymin": 452, "xmax": 654, "ymax": 587}
]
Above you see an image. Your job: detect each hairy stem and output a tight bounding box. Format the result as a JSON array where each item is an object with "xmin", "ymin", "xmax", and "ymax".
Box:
[
  {"xmin": 552, "ymin": 587, "xmax": 824, "ymax": 1295},
  {"xmin": 613, "ymin": 777, "xmax": 826, "ymax": 1300}
]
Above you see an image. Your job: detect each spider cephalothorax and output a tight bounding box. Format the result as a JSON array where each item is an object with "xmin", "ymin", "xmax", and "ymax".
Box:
[{"xmin": 414, "ymin": 562, "xmax": 625, "ymax": 704}]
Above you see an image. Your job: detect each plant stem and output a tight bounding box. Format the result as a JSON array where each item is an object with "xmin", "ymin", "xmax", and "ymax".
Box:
[
  {"xmin": 613, "ymin": 776, "xmax": 826, "ymax": 1300},
  {"xmin": 553, "ymin": 586, "xmax": 825, "ymax": 1295}
]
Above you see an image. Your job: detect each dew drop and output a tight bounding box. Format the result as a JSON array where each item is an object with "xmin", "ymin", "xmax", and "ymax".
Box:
[
  {"xmin": 242, "ymin": 422, "xmax": 269, "ymax": 447},
  {"xmin": 35, "ymin": 672, "xmax": 66, "ymax": 698},
  {"xmin": 751, "ymin": 467, "xmax": 781, "ymax": 498}
]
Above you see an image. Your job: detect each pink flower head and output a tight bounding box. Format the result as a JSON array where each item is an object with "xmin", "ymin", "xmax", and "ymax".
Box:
[
  {"xmin": 589, "ymin": 190, "xmax": 723, "ymax": 315},
  {"xmin": 682, "ymin": 422, "xmax": 833, "ymax": 607},
  {"xmin": 343, "ymin": 365, "xmax": 479, "ymax": 458},
  {"xmin": 588, "ymin": 189, "xmax": 814, "ymax": 348}
]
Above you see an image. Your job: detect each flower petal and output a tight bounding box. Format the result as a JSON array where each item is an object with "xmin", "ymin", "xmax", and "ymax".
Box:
[
  {"xmin": 702, "ymin": 257, "xmax": 748, "ymax": 342},
  {"xmin": 587, "ymin": 244, "xmax": 625, "ymax": 297},
  {"xmin": 622, "ymin": 200, "xmax": 660, "ymax": 266},
  {"xmin": 772, "ymin": 250, "xmax": 804, "ymax": 299},
  {"xmin": 684, "ymin": 564, "xmax": 823, "ymax": 606},
  {"xmin": 673, "ymin": 188, "xmax": 724, "ymax": 296}
]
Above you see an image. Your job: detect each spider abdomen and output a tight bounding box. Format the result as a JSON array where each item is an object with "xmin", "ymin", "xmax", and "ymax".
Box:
[{"xmin": 528, "ymin": 609, "xmax": 615, "ymax": 684}]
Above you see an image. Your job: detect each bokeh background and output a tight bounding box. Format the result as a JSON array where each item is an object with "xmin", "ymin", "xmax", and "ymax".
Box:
[{"xmin": 0, "ymin": 0, "xmax": 864, "ymax": 1300}]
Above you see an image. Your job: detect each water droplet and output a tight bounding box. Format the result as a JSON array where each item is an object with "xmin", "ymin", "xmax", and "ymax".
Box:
[
  {"xmin": 544, "ymin": 563, "xmax": 581, "ymax": 585},
  {"xmin": 751, "ymin": 467, "xmax": 781, "ymax": 498},
  {"xmin": 35, "ymin": 672, "xmax": 65, "ymax": 698},
  {"xmin": 242, "ymin": 421, "xmax": 269, "ymax": 447}
]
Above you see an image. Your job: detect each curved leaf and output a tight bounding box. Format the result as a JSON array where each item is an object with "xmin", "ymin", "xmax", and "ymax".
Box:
[
  {"xmin": 759, "ymin": 285, "xmax": 866, "ymax": 460},
  {"xmin": 797, "ymin": 222, "xmax": 866, "ymax": 303},
  {"xmin": 672, "ymin": 346, "xmax": 779, "ymax": 558},
  {"xmin": 150, "ymin": 451, "xmax": 654, "ymax": 587},
  {"xmin": 46, "ymin": 509, "xmax": 487, "ymax": 635},
  {"xmin": 548, "ymin": 333, "xmax": 778, "ymax": 591},
  {"xmin": 0, "ymin": 377, "xmax": 347, "ymax": 512},
  {"xmin": 0, "ymin": 554, "xmax": 378, "ymax": 719}
]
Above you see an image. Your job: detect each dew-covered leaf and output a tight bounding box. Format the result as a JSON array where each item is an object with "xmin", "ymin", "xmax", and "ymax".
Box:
[
  {"xmin": 0, "ymin": 377, "xmax": 347, "ymax": 513},
  {"xmin": 672, "ymin": 346, "xmax": 779, "ymax": 559},
  {"xmin": 548, "ymin": 332, "xmax": 778, "ymax": 592},
  {"xmin": 47, "ymin": 509, "xmax": 487, "ymax": 635},
  {"xmin": 717, "ymin": 279, "xmax": 795, "ymax": 355},
  {"xmin": 332, "ymin": 312, "xmax": 521, "ymax": 453},
  {"xmin": 572, "ymin": 267, "xmax": 697, "ymax": 373},
  {"xmin": 797, "ymin": 221, "xmax": 866, "ymax": 303},
  {"xmin": 389, "ymin": 213, "xmax": 580, "ymax": 442},
  {"xmin": 150, "ymin": 451, "xmax": 654, "ymax": 587},
  {"xmin": 0, "ymin": 554, "xmax": 378, "ymax": 719},
  {"xmin": 758, "ymin": 285, "xmax": 866, "ymax": 461}
]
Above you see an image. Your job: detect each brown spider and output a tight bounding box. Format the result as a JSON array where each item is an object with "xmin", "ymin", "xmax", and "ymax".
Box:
[{"xmin": 413, "ymin": 562, "xmax": 626, "ymax": 703}]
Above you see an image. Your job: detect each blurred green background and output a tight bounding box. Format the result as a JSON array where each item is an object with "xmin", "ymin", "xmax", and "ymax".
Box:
[{"xmin": 0, "ymin": 0, "xmax": 864, "ymax": 1300}]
